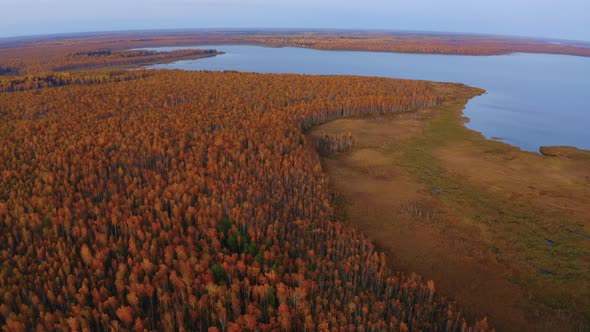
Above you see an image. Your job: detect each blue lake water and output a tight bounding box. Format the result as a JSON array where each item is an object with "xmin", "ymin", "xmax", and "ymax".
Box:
[{"xmin": 142, "ymin": 45, "xmax": 590, "ymax": 152}]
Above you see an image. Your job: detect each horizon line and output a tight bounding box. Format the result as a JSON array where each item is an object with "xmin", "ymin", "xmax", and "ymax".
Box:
[{"xmin": 1, "ymin": 27, "xmax": 589, "ymax": 45}]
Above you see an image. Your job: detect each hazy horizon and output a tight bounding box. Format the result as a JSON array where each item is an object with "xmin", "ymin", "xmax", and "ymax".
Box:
[
  {"xmin": 1, "ymin": 0, "xmax": 589, "ymax": 42},
  {"xmin": 3, "ymin": 27, "xmax": 590, "ymax": 44}
]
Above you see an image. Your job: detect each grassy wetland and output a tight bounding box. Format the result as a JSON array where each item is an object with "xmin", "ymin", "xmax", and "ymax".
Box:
[{"xmin": 309, "ymin": 84, "xmax": 590, "ymax": 331}]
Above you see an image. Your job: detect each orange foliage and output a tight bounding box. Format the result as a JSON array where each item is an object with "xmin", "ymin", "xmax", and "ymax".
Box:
[
  {"xmin": 247, "ymin": 31, "xmax": 590, "ymax": 57},
  {"xmin": 116, "ymin": 306, "xmax": 134, "ymax": 325},
  {"xmin": 0, "ymin": 70, "xmax": 152, "ymax": 93},
  {"xmin": 0, "ymin": 69, "xmax": 488, "ymax": 330},
  {"xmin": 52, "ymin": 49, "xmax": 219, "ymax": 72}
]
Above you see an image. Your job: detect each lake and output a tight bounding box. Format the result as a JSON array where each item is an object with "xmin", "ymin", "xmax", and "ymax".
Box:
[{"xmin": 142, "ymin": 45, "xmax": 590, "ymax": 152}]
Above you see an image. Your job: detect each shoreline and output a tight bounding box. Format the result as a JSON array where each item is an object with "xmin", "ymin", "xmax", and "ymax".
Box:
[
  {"xmin": 308, "ymin": 84, "xmax": 590, "ymax": 329},
  {"xmin": 3, "ymin": 30, "xmax": 590, "ymax": 58},
  {"xmin": 132, "ymin": 44, "xmax": 590, "ymax": 155}
]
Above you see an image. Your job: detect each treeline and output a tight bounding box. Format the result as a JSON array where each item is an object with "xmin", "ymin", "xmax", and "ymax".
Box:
[
  {"xmin": 249, "ymin": 32, "xmax": 590, "ymax": 56},
  {"xmin": 0, "ymin": 71, "xmax": 153, "ymax": 93},
  {"xmin": 53, "ymin": 49, "xmax": 219, "ymax": 71},
  {"xmin": 0, "ymin": 70, "xmax": 489, "ymax": 330},
  {"xmin": 314, "ymin": 132, "xmax": 355, "ymax": 155},
  {"xmin": 0, "ymin": 47, "xmax": 219, "ymax": 74},
  {"xmin": 0, "ymin": 66, "xmax": 19, "ymax": 76},
  {"xmin": 3, "ymin": 31, "xmax": 589, "ymax": 76}
]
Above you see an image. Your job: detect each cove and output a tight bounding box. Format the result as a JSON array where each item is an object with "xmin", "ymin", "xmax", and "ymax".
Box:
[{"xmin": 142, "ymin": 45, "xmax": 590, "ymax": 152}]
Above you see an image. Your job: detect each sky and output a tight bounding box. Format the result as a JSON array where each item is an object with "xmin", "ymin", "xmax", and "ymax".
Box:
[{"xmin": 0, "ymin": 0, "xmax": 589, "ymax": 41}]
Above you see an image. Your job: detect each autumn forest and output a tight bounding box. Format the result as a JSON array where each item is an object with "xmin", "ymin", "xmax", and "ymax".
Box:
[
  {"xmin": 1, "ymin": 28, "xmax": 589, "ymax": 331},
  {"xmin": 0, "ymin": 38, "xmax": 495, "ymax": 330}
]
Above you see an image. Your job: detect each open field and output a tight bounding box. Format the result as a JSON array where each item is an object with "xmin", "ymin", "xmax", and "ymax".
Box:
[{"xmin": 309, "ymin": 87, "xmax": 590, "ymax": 331}]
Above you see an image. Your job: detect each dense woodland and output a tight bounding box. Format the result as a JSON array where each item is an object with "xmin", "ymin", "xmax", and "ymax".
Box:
[
  {"xmin": 248, "ymin": 32, "xmax": 590, "ymax": 56},
  {"xmin": 0, "ymin": 69, "xmax": 490, "ymax": 330},
  {"xmin": 0, "ymin": 66, "xmax": 18, "ymax": 76},
  {"xmin": 0, "ymin": 71, "xmax": 153, "ymax": 93},
  {"xmin": 0, "ymin": 47, "xmax": 219, "ymax": 74},
  {"xmin": 53, "ymin": 49, "xmax": 219, "ymax": 72}
]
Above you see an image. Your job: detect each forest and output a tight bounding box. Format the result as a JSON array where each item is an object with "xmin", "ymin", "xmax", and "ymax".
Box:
[
  {"xmin": 0, "ymin": 65, "xmax": 491, "ymax": 330},
  {"xmin": 0, "ymin": 71, "xmax": 152, "ymax": 93},
  {"xmin": 0, "ymin": 47, "xmax": 219, "ymax": 75},
  {"xmin": 52, "ymin": 49, "xmax": 220, "ymax": 72}
]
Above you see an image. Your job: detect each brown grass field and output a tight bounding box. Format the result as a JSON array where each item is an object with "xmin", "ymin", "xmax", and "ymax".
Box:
[{"xmin": 309, "ymin": 86, "xmax": 590, "ymax": 331}]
